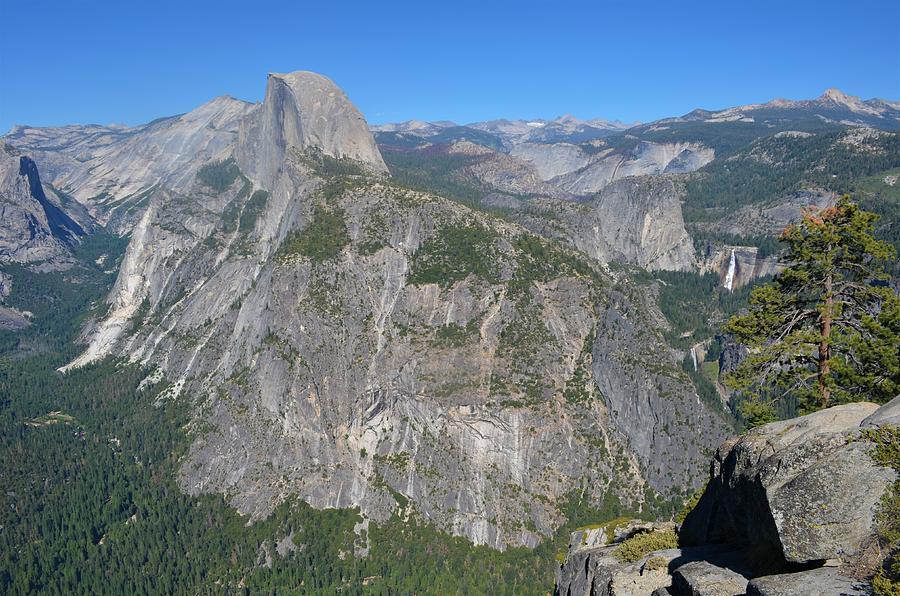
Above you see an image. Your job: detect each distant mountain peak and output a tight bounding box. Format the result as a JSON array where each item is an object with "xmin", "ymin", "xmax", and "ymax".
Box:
[{"xmin": 819, "ymin": 87, "xmax": 861, "ymax": 107}]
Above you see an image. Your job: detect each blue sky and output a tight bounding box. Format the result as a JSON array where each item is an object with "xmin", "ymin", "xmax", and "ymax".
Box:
[{"xmin": 1, "ymin": 0, "xmax": 898, "ymax": 132}]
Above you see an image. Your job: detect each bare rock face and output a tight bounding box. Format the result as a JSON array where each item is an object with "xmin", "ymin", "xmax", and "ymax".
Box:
[
  {"xmin": 861, "ymin": 394, "xmax": 900, "ymax": 428},
  {"xmin": 555, "ymin": 525, "xmax": 680, "ymax": 596},
  {"xmin": 671, "ymin": 560, "xmax": 748, "ymax": 596},
  {"xmin": 746, "ymin": 567, "xmax": 870, "ymax": 596},
  {"xmin": 68, "ymin": 155, "xmax": 726, "ymax": 548},
  {"xmin": 508, "ymin": 142, "xmax": 593, "ymax": 181},
  {"xmin": 236, "ymin": 71, "xmax": 387, "ymax": 189},
  {"xmin": 709, "ymin": 189, "xmax": 836, "ymax": 239},
  {"xmin": 556, "ymin": 399, "xmax": 897, "ymax": 594},
  {"xmin": 555, "ymin": 535, "xmax": 748, "ymax": 596},
  {"xmin": 567, "ymin": 176, "xmax": 697, "ymax": 271},
  {"xmin": 698, "ymin": 245, "xmax": 781, "ymax": 291},
  {"xmin": 553, "ymin": 141, "xmax": 714, "ymax": 196},
  {"xmin": 681, "ymin": 401, "xmax": 896, "ymax": 568},
  {"xmin": 6, "ymin": 96, "xmax": 253, "ymax": 232},
  {"xmin": 474, "ymin": 174, "xmax": 699, "ymax": 272},
  {"xmin": 0, "ymin": 143, "xmax": 90, "ymax": 266},
  {"xmin": 445, "ymin": 141, "xmax": 570, "ymax": 198}
]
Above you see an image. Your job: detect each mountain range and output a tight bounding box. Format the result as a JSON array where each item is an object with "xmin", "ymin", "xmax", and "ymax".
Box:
[{"xmin": 1, "ymin": 74, "xmax": 898, "ymax": 555}]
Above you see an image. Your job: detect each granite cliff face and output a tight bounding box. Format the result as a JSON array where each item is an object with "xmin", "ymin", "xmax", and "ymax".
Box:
[
  {"xmin": 698, "ymin": 245, "xmax": 782, "ymax": 291},
  {"xmin": 6, "ymin": 95, "xmax": 253, "ymax": 232},
  {"xmin": 236, "ymin": 71, "xmax": 387, "ymax": 189},
  {"xmin": 0, "ymin": 144, "xmax": 92, "ymax": 267},
  {"xmin": 62, "ymin": 71, "xmax": 730, "ymax": 549},
  {"xmin": 444, "ymin": 141, "xmax": 571, "ymax": 198},
  {"xmin": 504, "ymin": 176, "xmax": 698, "ymax": 272},
  {"xmin": 573, "ymin": 177, "xmax": 697, "ymax": 271},
  {"xmin": 549, "ymin": 141, "xmax": 715, "ymax": 196}
]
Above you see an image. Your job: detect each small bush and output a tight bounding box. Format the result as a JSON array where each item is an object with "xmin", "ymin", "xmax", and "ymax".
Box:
[
  {"xmin": 613, "ymin": 529, "xmax": 678, "ymax": 562},
  {"xmin": 864, "ymin": 425, "xmax": 900, "ymax": 596},
  {"xmin": 644, "ymin": 556, "xmax": 669, "ymax": 571},
  {"xmin": 432, "ymin": 322, "xmax": 478, "ymax": 348}
]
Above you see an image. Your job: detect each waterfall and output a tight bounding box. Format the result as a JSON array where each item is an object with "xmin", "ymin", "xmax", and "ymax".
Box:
[
  {"xmin": 691, "ymin": 346, "xmax": 698, "ymax": 371},
  {"xmin": 723, "ymin": 249, "xmax": 736, "ymax": 292}
]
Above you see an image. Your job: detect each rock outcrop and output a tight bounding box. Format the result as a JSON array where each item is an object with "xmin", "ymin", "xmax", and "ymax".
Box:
[
  {"xmin": 745, "ymin": 567, "xmax": 870, "ymax": 596},
  {"xmin": 698, "ymin": 245, "xmax": 781, "ymax": 291},
  {"xmin": 0, "ymin": 143, "xmax": 91, "ymax": 266},
  {"xmin": 552, "ymin": 141, "xmax": 714, "ymax": 196},
  {"xmin": 555, "ymin": 398, "xmax": 899, "ymax": 594},
  {"xmin": 578, "ymin": 176, "xmax": 697, "ymax": 271},
  {"xmin": 672, "ymin": 560, "xmax": 749, "ymax": 596},
  {"xmin": 504, "ymin": 175, "xmax": 698, "ymax": 272},
  {"xmin": 706, "ymin": 189, "xmax": 836, "ymax": 239},
  {"xmin": 236, "ymin": 71, "xmax": 387, "ymax": 189},
  {"xmin": 680, "ymin": 402, "xmax": 894, "ymax": 567},
  {"xmin": 509, "ymin": 142, "xmax": 593, "ymax": 181},
  {"xmin": 445, "ymin": 141, "xmax": 570, "ymax": 198}
]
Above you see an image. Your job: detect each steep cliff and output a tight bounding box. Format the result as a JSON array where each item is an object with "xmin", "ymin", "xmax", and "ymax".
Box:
[
  {"xmin": 508, "ymin": 176, "xmax": 698, "ymax": 272},
  {"xmin": 0, "ymin": 144, "xmax": 92, "ymax": 267},
  {"xmin": 699, "ymin": 245, "xmax": 782, "ymax": 291},
  {"xmin": 236, "ymin": 71, "xmax": 387, "ymax": 189},
  {"xmin": 549, "ymin": 141, "xmax": 714, "ymax": 195},
  {"xmin": 64, "ymin": 72, "xmax": 729, "ymax": 549}
]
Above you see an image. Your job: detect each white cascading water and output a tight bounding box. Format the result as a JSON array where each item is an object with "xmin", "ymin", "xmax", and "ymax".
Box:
[
  {"xmin": 723, "ymin": 248, "xmax": 736, "ymax": 292},
  {"xmin": 691, "ymin": 346, "xmax": 698, "ymax": 371}
]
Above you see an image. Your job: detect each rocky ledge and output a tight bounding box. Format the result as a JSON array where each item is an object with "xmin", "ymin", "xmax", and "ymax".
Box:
[{"xmin": 555, "ymin": 396, "xmax": 899, "ymax": 595}]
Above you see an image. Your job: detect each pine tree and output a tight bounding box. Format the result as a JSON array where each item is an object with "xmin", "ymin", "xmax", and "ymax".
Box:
[{"xmin": 725, "ymin": 196, "xmax": 899, "ymax": 425}]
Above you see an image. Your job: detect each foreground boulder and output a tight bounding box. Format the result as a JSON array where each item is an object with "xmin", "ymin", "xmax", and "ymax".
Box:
[
  {"xmin": 555, "ymin": 399, "xmax": 899, "ymax": 594},
  {"xmin": 746, "ymin": 567, "xmax": 870, "ymax": 596},
  {"xmin": 672, "ymin": 561, "xmax": 748, "ymax": 595},
  {"xmin": 681, "ymin": 402, "xmax": 894, "ymax": 569}
]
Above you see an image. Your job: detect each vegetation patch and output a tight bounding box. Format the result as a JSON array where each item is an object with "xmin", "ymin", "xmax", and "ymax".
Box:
[
  {"xmin": 613, "ymin": 529, "xmax": 678, "ymax": 562},
  {"xmin": 644, "ymin": 556, "xmax": 669, "ymax": 571},
  {"xmin": 407, "ymin": 223, "xmax": 499, "ymax": 288},
  {"xmin": 675, "ymin": 489, "xmax": 704, "ymax": 524},
  {"xmin": 196, "ymin": 158, "xmax": 242, "ymax": 192},
  {"xmin": 238, "ymin": 190, "xmax": 269, "ymax": 233},
  {"xmin": 682, "ymin": 130, "xmax": 900, "ymax": 222},
  {"xmin": 511, "ymin": 234, "xmax": 593, "ymax": 293},
  {"xmin": 861, "ymin": 425, "xmax": 900, "ymax": 596},
  {"xmin": 432, "ymin": 321, "xmax": 479, "ymax": 348},
  {"xmin": 277, "ymin": 205, "xmax": 350, "ymax": 263},
  {"xmin": 25, "ymin": 411, "xmax": 75, "ymax": 427},
  {"xmin": 563, "ymin": 329, "xmax": 597, "ymax": 405},
  {"xmin": 297, "ymin": 147, "xmax": 369, "ymax": 178}
]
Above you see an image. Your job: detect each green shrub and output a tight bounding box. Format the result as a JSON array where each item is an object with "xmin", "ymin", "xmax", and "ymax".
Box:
[
  {"xmin": 432, "ymin": 322, "xmax": 479, "ymax": 347},
  {"xmin": 644, "ymin": 556, "xmax": 669, "ymax": 571},
  {"xmin": 864, "ymin": 425, "xmax": 900, "ymax": 596},
  {"xmin": 613, "ymin": 529, "xmax": 678, "ymax": 562}
]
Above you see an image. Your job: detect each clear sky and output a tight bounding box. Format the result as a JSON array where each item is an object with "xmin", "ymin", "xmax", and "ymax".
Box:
[{"xmin": 1, "ymin": 0, "xmax": 898, "ymax": 133}]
